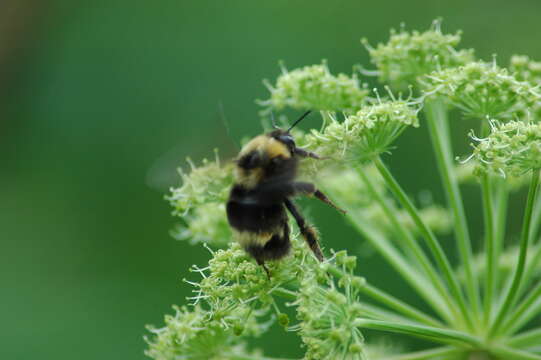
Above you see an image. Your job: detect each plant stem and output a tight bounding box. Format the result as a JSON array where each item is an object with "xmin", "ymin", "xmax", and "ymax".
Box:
[
  {"xmin": 491, "ymin": 346, "xmax": 541, "ymax": 360},
  {"xmin": 357, "ymin": 166, "xmax": 459, "ymax": 324},
  {"xmin": 528, "ymin": 191, "xmax": 541, "ymax": 243},
  {"xmin": 482, "ymin": 174, "xmax": 496, "ymax": 327},
  {"xmin": 500, "ymin": 281, "xmax": 541, "ymax": 335},
  {"xmin": 343, "ymin": 208, "xmax": 452, "ymax": 322},
  {"xmin": 508, "ymin": 327, "xmax": 541, "ymax": 348},
  {"xmin": 493, "ymin": 178, "xmax": 509, "ymax": 294},
  {"xmin": 373, "ymin": 155, "xmax": 472, "ymax": 331},
  {"xmin": 270, "ymin": 287, "xmax": 298, "ymax": 301},
  {"xmin": 354, "ymin": 319, "xmax": 482, "ymax": 347},
  {"xmin": 327, "ymin": 265, "xmax": 442, "ymax": 327},
  {"xmin": 384, "ymin": 347, "xmax": 460, "ymax": 360},
  {"xmin": 491, "ymin": 170, "xmax": 541, "ymax": 336},
  {"xmin": 424, "ymin": 99, "xmax": 480, "ymax": 319}
]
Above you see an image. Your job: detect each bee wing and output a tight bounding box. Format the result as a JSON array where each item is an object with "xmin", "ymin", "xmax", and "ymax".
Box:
[{"xmin": 146, "ymin": 103, "xmax": 239, "ymax": 193}]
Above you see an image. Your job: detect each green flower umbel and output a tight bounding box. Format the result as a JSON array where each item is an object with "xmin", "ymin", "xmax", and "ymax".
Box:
[
  {"xmin": 510, "ymin": 55, "xmax": 541, "ymax": 121},
  {"xmin": 167, "ymin": 154, "xmax": 234, "ymax": 247},
  {"xmin": 294, "ymin": 252, "xmax": 367, "ymax": 360},
  {"xmin": 422, "ymin": 61, "xmax": 540, "ymax": 119},
  {"xmin": 262, "ymin": 62, "xmax": 368, "ymax": 113},
  {"xmin": 363, "ymin": 20, "xmax": 474, "ymax": 90},
  {"xmin": 510, "ymin": 55, "xmax": 541, "ymax": 85},
  {"xmin": 471, "ymin": 120, "xmax": 541, "ymax": 177},
  {"xmin": 145, "ymin": 305, "xmax": 260, "ymax": 360},
  {"xmin": 304, "ymin": 98, "xmax": 419, "ymax": 160}
]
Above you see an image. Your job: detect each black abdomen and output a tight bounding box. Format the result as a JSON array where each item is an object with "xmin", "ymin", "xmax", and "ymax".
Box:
[{"xmin": 226, "ymin": 199, "xmax": 285, "ymax": 233}]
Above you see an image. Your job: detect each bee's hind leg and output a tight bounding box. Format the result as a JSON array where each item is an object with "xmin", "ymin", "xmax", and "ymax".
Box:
[
  {"xmin": 256, "ymin": 258, "xmax": 271, "ymax": 279},
  {"xmin": 283, "ymin": 198, "xmax": 325, "ymax": 262},
  {"xmin": 292, "ymin": 182, "xmax": 346, "ymax": 214}
]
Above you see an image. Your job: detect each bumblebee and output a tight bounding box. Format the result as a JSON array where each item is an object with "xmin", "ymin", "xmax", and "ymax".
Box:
[{"xmin": 226, "ymin": 111, "xmax": 345, "ymax": 276}]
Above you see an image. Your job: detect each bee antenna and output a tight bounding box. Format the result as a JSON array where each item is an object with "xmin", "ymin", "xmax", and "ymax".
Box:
[
  {"xmin": 287, "ymin": 110, "xmax": 312, "ymax": 132},
  {"xmin": 270, "ymin": 110, "xmax": 279, "ymax": 129}
]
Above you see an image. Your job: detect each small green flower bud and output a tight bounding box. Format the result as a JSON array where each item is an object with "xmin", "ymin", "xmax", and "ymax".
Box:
[
  {"xmin": 278, "ymin": 313, "xmax": 290, "ymax": 328},
  {"xmin": 471, "ymin": 120, "xmax": 541, "ymax": 177},
  {"xmin": 364, "ymin": 19, "xmax": 474, "ymax": 89},
  {"xmin": 262, "ymin": 61, "xmax": 368, "ymax": 112}
]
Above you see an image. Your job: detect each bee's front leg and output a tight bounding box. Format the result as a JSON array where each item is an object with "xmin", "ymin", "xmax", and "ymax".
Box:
[{"xmin": 294, "ymin": 147, "xmax": 322, "ymax": 159}]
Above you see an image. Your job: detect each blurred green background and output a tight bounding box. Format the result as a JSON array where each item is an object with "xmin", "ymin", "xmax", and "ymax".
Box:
[{"xmin": 2, "ymin": 1, "xmax": 541, "ymax": 359}]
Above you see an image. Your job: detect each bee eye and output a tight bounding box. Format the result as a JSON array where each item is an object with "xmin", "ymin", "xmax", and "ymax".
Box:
[{"xmin": 278, "ymin": 135, "xmax": 296, "ymax": 149}]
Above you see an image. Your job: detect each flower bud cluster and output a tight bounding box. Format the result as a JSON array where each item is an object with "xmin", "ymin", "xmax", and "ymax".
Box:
[
  {"xmin": 364, "ymin": 20, "xmax": 474, "ymax": 89},
  {"xmin": 455, "ymin": 161, "xmax": 529, "ymax": 191},
  {"xmin": 263, "ymin": 62, "xmax": 368, "ymax": 112},
  {"xmin": 168, "ymin": 156, "xmax": 233, "ymax": 216},
  {"xmin": 510, "ymin": 55, "xmax": 541, "ymax": 121},
  {"xmin": 145, "ymin": 305, "xmax": 259, "ymax": 360},
  {"xmin": 510, "ymin": 55, "xmax": 541, "ymax": 85},
  {"xmin": 422, "ymin": 61, "xmax": 540, "ymax": 119},
  {"xmin": 170, "ymin": 203, "xmax": 231, "ymax": 247},
  {"xmin": 295, "ymin": 251, "xmax": 367, "ymax": 360},
  {"xmin": 471, "ymin": 120, "xmax": 541, "ymax": 177},
  {"xmin": 167, "ymin": 155, "xmax": 234, "ymax": 246},
  {"xmin": 146, "ymin": 235, "xmax": 316, "ymax": 360},
  {"xmin": 303, "ymin": 99, "xmax": 419, "ymax": 160}
]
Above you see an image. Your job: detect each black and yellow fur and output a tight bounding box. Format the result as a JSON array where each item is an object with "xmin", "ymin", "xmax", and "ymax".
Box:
[{"xmin": 226, "ymin": 112, "xmax": 345, "ymax": 275}]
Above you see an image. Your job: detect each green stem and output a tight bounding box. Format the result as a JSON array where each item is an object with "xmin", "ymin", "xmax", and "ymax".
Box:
[
  {"xmin": 424, "ymin": 99, "xmax": 480, "ymax": 319},
  {"xmin": 493, "ymin": 178, "xmax": 509, "ymax": 294},
  {"xmin": 520, "ymin": 243, "xmax": 541, "ymax": 298},
  {"xmin": 373, "ymin": 155, "xmax": 472, "ymax": 331},
  {"xmin": 228, "ymin": 355, "xmax": 297, "ymax": 360},
  {"xmin": 491, "ymin": 170, "xmax": 541, "ymax": 336},
  {"xmin": 384, "ymin": 347, "xmax": 460, "ymax": 360},
  {"xmin": 361, "ymin": 302, "xmax": 413, "ymax": 322},
  {"xmin": 344, "ymin": 209, "xmax": 451, "ymax": 322},
  {"xmin": 354, "ymin": 318, "xmax": 482, "ymax": 347},
  {"xmin": 508, "ymin": 327, "xmax": 541, "ymax": 348},
  {"xmin": 360, "ymin": 283, "xmax": 443, "ymax": 327},
  {"xmin": 500, "ymin": 281, "xmax": 541, "ymax": 335},
  {"xmin": 328, "ymin": 265, "xmax": 442, "ymax": 327},
  {"xmin": 491, "ymin": 346, "xmax": 541, "ymax": 360},
  {"xmin": 482, "ymin": 174, "xmax": 496, "ymax": 327},
  {"xmin": 357, "ymin": 166, "xmax": 459, "ymax": 324},
  {"xmin": 270, "ymin": 287, "xmax": 298, "ymax": 301},
  {"xmin": 528, "ymin": 191, "xmax": 541, "ymax": 243}
]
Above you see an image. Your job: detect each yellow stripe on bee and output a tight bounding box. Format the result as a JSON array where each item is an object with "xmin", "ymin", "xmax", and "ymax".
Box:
[
  {"xmin": 233, "ymin": 227, "xmax": 284, "ymax": 247},
  {"xmin": 233, "ymin": 229, "xmax": 273, "ymax": 247},
  {"xmin": 239, "ymin": 135, "xmax": 291, "ymax": 159}
]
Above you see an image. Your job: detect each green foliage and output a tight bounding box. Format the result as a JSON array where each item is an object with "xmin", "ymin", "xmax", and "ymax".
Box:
[{"xmin": 147, "ymin": 20, "xmax": 541, "ymax": 360}]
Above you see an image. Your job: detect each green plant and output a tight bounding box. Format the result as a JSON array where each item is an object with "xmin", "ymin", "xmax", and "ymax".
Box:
[{"xmin": 145, "ymin": 20, "xmax": 541, "ymax": 359}]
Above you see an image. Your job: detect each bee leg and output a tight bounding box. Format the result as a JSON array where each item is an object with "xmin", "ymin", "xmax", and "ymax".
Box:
[
  {"xmin": 294, "ymin": 147, "xmax": 322, "ymax": 159},
  {"xmin": 284, "ymin": 198, "xmax": 325, "ymax": 262},
  {"xmin": 293, "ymin": 182, "xmax": 346, "ymax": 214},
  {"xmin": 256, "ymin": 258, "xmax": 271, "ymax": 279}
]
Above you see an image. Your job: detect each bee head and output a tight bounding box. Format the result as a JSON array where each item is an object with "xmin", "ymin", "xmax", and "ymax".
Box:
[
  {"xmin": 266, "ymin": 110, "xmax": 311, "ymax": 153},
  {"xmin": 268, "ymin": 129, "xmax": 296, "ymax": 153}
]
